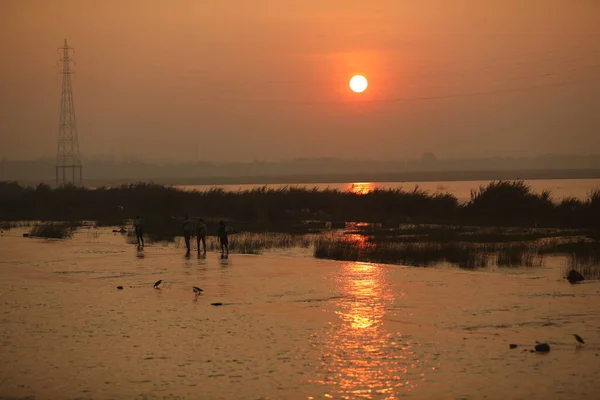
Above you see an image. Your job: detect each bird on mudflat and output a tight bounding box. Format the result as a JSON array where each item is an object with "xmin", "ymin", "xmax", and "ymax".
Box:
[
  {"xmin": 193, "ymin": 286, "xmax": 203, "ymax": 294},
  {"xmin": 573, "ymin": 334, "xmax": 585, "ymax": 345},
  {"xmin": 153, "ymin": 280, "xmax": 163, "ymax": 289}
]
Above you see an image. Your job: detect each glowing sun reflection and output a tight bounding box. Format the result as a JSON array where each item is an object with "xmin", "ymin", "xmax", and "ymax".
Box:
[
  {"xmin": 311, "ymin": 262, "xmax": 427, "ymax": 398},
  {"xmin": 348, "ymin": 182, "xmax": 375, "ymax": 195}
]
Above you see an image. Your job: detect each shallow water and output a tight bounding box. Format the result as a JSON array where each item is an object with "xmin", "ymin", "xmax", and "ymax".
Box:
[{"xmin": 1, "ymin": 228, "xmax": 599, "ymax": 399}]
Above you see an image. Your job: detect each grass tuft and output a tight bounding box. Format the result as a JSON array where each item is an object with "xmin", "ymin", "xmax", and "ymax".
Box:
[{"xmin": 29, "ymin": 222, "xmax": 74, "ymax": 239}]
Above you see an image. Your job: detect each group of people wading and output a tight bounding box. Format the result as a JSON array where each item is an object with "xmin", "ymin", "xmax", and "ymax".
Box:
[{"xmin": 132, "ymin": 216, "xmax": 232, "ymax": 256}]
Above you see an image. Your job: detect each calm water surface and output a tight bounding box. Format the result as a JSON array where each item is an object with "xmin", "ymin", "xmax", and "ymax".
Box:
[
  {"xmin": 177, "ymin": 178, "xmax": 600, "ymax": 202},
  {"xmin": 1, "ymin": 228, "xmax": 599, "ymax": 399}
]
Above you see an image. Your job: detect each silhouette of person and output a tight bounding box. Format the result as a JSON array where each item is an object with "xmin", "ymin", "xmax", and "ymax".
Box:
[
  {"xmin": 217, "ymin": 220, "xmax": 229, "ymax": 256},
  {"xmin": 196, "ymin": 218, "xmax": 207, "ymax": 254},
  {"xmin": 182, "ymin": 215, "xmax": 194, "ymax": 255},
  {"xmin": 133, "ymin": 215, "xmax": 144, "ymax": 249}
]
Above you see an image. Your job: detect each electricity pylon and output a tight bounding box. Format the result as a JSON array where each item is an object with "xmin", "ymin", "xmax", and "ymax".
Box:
[{"xmin": 56, "ymin": 38, "xmax": 82, "ymax": 185}]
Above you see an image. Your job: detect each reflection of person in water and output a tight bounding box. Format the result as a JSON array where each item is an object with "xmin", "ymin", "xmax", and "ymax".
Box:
[
  {"xmin": 182, "ymin": 215, "xmax": 194, "ymax": 255},
  {"xmin": 133, "ymin": 216, "xmax": 144, "ymax": 249},
  {"xmin": 217, "ymin": 220, "xmax": 229, "ymax": 256},
  {"xmin": 195, "ymin": 218, "xmax": 207, "ymax": 254}
]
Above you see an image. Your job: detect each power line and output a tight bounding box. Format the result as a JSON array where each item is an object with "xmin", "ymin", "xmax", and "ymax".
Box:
[
  {"xmin": 202, "ymin": 61, "xmax": 600, "ymax": 88},
  {"xmin": 200, "ymin": 75, "xmax": 600, "ymax": 105},
  {"xmin": 191, "ymin": 46, "xmax": 600, "ymax": 86},
  {"xmin": 362, "ymin": 76, "xmax": 600, "ymax": 104}
]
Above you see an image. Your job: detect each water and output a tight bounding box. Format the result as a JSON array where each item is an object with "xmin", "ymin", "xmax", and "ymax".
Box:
[
  {"xmin": 1, "ymin": 228, "xmax": 599, "ymax": 399},
  {"xmin": 176, "ymin": 178, "xmax": 600, "ymax": 202}
]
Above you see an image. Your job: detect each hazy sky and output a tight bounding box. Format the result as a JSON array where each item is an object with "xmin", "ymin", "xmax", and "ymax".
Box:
[{"xmin": 1, "ymin": 0, "xmax": 599, "ymax": 162}]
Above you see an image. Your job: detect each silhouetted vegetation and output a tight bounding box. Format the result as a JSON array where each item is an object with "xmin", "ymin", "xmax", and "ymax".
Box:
[
  {"xmin": 563, "ymin": 262, "xmax": 600, "ymax": 281},
  {"xmin": 1, "ymin": 221, "xmax": 18, "ymax": 231},
  {"xmin": 29, "ymin": 222, "xmax": 74, "ymax": 239},
  {"xmin": 538, "ymin": 239, "xmax": 600, "ymax": 277},
  {"xmin": 353, "ymin": 225, "xmax": 596, "ymax": 244},
  {"xmin": 315, "ymin": 231, "xmax": 598, "ymax": 271},
  {"xmin": 2, "ymin": 176, "xmax": 596, "ymax": 274},
  {"xmin": 1, "ymin": 180, "xmax": 599, "ymax": 231},
  {"xmin": 495, "ymin": 243, "xmax": 543, "ymax": 267},
  {"xmin": 314, "ymin": 236, "xmax": 493, "ymax": 268},
  {"xmin": 540, "ymin": 240, "xmax": 600, "ymax": 280},
  {"xmin": 203, "ymin": 232, "xmax": 314, "ymax": 254}
]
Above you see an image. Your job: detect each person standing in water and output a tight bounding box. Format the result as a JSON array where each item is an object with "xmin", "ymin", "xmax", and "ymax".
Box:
[
  {"xmin": 133, "ymin": 215, "xmax": 144, "ymax": 249},
  {"xmin": 195, "ymin": 218, "xmax": 207, "ymax": 254},
  {"xmin": 217, "ymin": 220, "xmax": 230, "ymax": 256},
  {"xmin": 182, "ymin": 215, "xmax": 194, "ymax": 255}
]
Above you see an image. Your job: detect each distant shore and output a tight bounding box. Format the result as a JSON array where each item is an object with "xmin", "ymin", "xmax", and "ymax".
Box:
[{"xmin": 11, "ymin": 167, "xmax": 600, "ymax": 188}]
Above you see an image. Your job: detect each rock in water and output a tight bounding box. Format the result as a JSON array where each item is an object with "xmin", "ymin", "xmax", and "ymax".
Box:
[
  {"xmin": 535, "ymin": 343, "xmax": 550, "ymax": 352},
  {"xmin": 566, "ymin": 269, "xmax": 585, "ymax": 284},
  {"xmin": 117, "ymin": 286, "xmax": 124, "ymax": 290},
  {"xmin": 210, "ymin": 302, "xmax": 223, "ymax": 306},
  {"xmin": 509, "ymin": 344, "xmax": 518, "ymax": 349}
]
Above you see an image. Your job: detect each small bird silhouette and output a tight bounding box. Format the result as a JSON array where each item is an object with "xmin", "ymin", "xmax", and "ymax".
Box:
[
  {"xmin": 573, "ymin": 334, "xmax": 585, "ymax": 344},
  {"xmin": 153, "ymin": 280, "xmax": 163, "ymax": 289},
  {"xmin": 116, "ymin": 286, "xmax": 123, "ymax": 290},
  {"xmin": 193, "ymin": 286, "xmax": 203, "ymax": 294}
]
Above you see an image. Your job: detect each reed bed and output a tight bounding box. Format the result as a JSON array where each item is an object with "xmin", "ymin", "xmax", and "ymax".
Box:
[
  {"xmin": 205, "ymin": 233, "xmax": 290, "ymax": 254},
  {"xmin": 314, "ymin": 234, "xmax": 598, "ymax": 272},
  {"xmin": 356, "ymin": 225, "xmax": 591, "ymax": 244},
  {"xmin": 541, "ymin": 240, "xmax": 600, "ymax": 280},
  {"xmin": 162, "ymin": 232, "xmax": 315, "ymax": 254},
  {"xmin": 495, "ymin": 243, "xmax": 543, "ymax": 267},
  {"xmin": 199, "ymin": 232, "xmax": 315, "ymax": 254},
  {"xmin": 1, "ymin": 181, "xmax": 599, "ymax": 230},
  {"xmin": 563, "ymin": 262, "xmax": 600, "ymax": 281},
  {"xmin": 314, "ymin": 236, "xmax": 493, "ymax": 269},
  {"xmin": 0, "ymin": 221, "xmax": 35, "ymax": 231},
  {"xmin": 28, "ymin": 222, "xmax": 74, "ymax": 239}
]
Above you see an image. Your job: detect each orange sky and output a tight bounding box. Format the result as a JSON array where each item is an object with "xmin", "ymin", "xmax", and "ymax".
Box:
[{"xmin": 1, "ymin": 0, "xmax": 599, "ymax": 162}]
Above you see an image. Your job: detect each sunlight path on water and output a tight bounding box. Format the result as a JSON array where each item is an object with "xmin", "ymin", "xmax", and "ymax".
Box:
[{"xmin": 310, "ymin": 262, "xmax": 428, "ymax": 398}]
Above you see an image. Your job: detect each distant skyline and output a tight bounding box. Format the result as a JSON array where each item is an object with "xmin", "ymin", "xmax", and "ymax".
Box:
[{"xmin": 1, "ymin": 0, "xmax": 600, "ymax": 162}]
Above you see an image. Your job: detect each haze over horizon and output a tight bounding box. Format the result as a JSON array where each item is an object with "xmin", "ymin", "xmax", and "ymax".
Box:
[{"xmin": 2, "ymin": 0, "xmax": 599, "ymax": 163}]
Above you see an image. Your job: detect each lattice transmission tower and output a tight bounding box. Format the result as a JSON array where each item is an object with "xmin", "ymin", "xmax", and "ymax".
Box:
[{"xmin": 56, "ymin": 38, "xmax": 82, "ymax": 185}]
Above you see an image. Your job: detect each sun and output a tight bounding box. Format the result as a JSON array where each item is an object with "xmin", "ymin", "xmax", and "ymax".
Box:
[{"xmin": 349, "ymin": 75, "xmax": 368, "ymax": 93}]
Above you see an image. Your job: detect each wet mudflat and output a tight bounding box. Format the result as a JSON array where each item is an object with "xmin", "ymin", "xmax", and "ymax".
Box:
[{"xmin": 1, "ymin": 228, "xmax": 599, "ymax": 400}]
